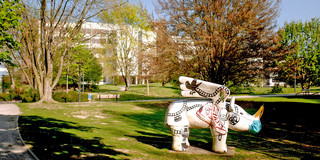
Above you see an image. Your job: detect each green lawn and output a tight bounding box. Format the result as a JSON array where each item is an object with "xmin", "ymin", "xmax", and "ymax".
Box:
[
  {"xmin": 117, "ymin": 84, "xmax": 320, "ymax": 104},
  {"xmin": 17, "ymin": 102, "xmax": 274, "ymax": 159},
  {"xmin": 237, "ymin": 96, "xmax": 320, "ymax": 104},
  {"xmin": 234, "ymin": 86, "xmax": 320, "ymax": 95},
  {"xmin": 17, "ymin": 84, "xmax": 319, "ymax": 159},
  {"xmin": 253, "ymin": 87, "xmax": 302, "ymax": 94},
  {"xmin": 92, "ymin": 84, "xmax": 121, "ymax": 92},
  {"xmin": 18, "ymin": 100, "xmax": 319, "ymax": 159},
  {"xmin": 119, "ymin": 83, "xmax": 181, "ymax": 100},
  {"xmin": 94, "ymin": 83, "xmax": 182, "ymax": 101}
]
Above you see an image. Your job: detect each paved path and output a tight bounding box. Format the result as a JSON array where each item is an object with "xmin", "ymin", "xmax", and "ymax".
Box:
[{"xmin": 0, "ymin": 104, "xmax": 38, "ymax": 160}]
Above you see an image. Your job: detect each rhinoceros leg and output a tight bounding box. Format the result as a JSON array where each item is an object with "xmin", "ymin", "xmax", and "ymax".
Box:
[
  {"xmin": 170, "ymin": 125, "xmax": 190, "ymax": 151},
  {"xmin": 210, "ymin": 127, "xmax": 228, "ymax": 153}
]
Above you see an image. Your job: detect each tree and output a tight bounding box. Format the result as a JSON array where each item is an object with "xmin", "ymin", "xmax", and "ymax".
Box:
[
  {"xmin": 100, "ymin": 0, "xmax": 151, "ymax": 91},
  {"xmin": 10, "ymin": 0, "xmax": 123, "ymax": 102},
  {"xmin": 0, "ymin": 0, "xmax": 22, "ymax": 65},
  {"xmin": 151, "ymin": 20, "xmax": 188, "ymax": 86},
  {"xmin": 137, "ymin": 33, "xmax": 157, "ymax": 95},
  {"xmin": 57, "ymin": 45, "xmax": 103, "ymax": 89},
  {"xmin": 157, "ymin": 0, "xmax": 283, "ymax": 86},
  {"xmin": 0, "ymin": 0, "xmax": 23, "ymax": 88},
  {"xmin": 278, "ymin": 18, "xmax": 320, "ymax": 89}
]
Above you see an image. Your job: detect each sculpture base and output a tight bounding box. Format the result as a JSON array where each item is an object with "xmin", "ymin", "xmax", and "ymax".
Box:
[{"xmin": 171, "ymin": 146, "xmax": 235, "ymax": 156}]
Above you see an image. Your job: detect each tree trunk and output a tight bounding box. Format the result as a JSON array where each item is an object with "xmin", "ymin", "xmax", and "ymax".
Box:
[
  {"xmin": 40, "ymin": 77, "xmax": 54, "ymax": 102},
  {"xmin": 66, "ymin": 73, "xmax": 69, "ymax": 93},
  {"xmin": 146, "ymin": 79, "xmax": 149, "ymax": 95},
  {"xmin": 8, "ymin": 68, "xmax": 15, "ymax": 89},
  {"xmin": 66, "ymin": 67, "xmax": 69, "ymax": 93},
  {"xmin": 125, "ymin": 76, "xmax": 131, "ymax": 91}
]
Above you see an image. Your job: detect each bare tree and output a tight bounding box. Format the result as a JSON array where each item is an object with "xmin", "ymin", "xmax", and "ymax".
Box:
[
  {"xmin": 11, "ymin": 0, "xmax": 124, "ymax": 102},
  {"xmin": 137, "ymin": 31, "xmax": 157, "ymax": 95},
  {"xmin": 157, "ymin": 0, "xmax": 284, "ymax": 86},
  {"xmin": 100, "ymin": 1, "xmax": 151, "ymax": 91},
  {"xmin": 151, "ymin": 20, "xmax": 184, "ymax": 86}
]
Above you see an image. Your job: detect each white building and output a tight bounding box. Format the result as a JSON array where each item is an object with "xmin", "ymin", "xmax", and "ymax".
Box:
[{"xmin": 80, "ymin": 22, "xmax": 156, "ymax": 85}]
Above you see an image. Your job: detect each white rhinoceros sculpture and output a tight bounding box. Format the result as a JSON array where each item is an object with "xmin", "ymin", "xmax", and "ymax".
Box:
[{"xmin": 165, "ymin": 76, "xmax": 264, "ymax": 153}]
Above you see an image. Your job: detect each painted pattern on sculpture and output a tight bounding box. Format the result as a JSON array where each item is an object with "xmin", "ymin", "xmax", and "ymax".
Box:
[{"xmin": 165, "ymin": 76, "xmax": 264, "ymax": 153}]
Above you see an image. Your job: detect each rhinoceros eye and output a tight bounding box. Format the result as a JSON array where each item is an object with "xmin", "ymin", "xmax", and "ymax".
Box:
[{"xmin": 240, "ymin": 112, "xmax": 243, "ymax": 115}]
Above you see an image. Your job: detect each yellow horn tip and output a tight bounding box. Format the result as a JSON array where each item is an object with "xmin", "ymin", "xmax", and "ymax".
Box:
[{"xmin": 255, "ymin": 105, "xmax": 264, "ymax": 118}]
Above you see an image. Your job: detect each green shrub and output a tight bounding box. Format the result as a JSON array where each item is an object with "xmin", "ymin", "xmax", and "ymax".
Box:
[
  {"xmin": 52, "ymin": 92, "xmax": 66, "ymax": 102},
  {"xmin": 0, "ymin": 94, "xmax": 11, "ymax": 101},
  {"xmin": 23, "ymin": 97, "xmax": 33, "ymax": 103},
  {"xmin": 0, "ymin": 86, "xmax": 39, "ymax": 102},
  {"xmin": 1, "ymin": 75, "xmax": 11, "ymax": 90},
  {"xmin": 229, "ymin": 86, "xmax": 254, "ymax": 94},
  {"xmin": 14, "ymin": 87, "xmax": 25, "ymax": 95},
  {"xmin": 87, "ymin": 84, "xmax": 99, "ymax": 92},
  {"xmin": 271, "ymin": 84, "xmax": 283, "ymax": 93},
  {"xmin": 21, "ymin": 89, "xmax": 39, "ymax": 102},
  {"xmin": 53, "ymin": 91, "xmax": 88, "ymax": 102},
  {"xmin": 9, "ymin": 89, "xmax": 20, "ymax": 100}
]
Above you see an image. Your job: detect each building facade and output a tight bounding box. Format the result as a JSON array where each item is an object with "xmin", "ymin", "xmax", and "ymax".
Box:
[{"xmin": 80, "ymin": 22, "xmax": 156, "ymax": 85}]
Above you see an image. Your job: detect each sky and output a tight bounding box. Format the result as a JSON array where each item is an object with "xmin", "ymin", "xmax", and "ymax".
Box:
[
  {"xmin": 277, "ymin": 0, "xmax": 320, "ymax": 27},
  {"xmin": 141, "ymin": 0, "xmax": 320, "ymax": 28}
]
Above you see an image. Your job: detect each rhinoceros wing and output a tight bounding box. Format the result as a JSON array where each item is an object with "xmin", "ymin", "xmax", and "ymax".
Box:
[{"xmin": 179, "ymin": 76, "xmax": 230, "ymax": 105}]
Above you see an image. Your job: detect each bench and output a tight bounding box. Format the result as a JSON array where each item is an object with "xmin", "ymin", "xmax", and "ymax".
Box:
[{"xmin": 98, "ymin": 94, "xmax": 120, "ymax": 102}]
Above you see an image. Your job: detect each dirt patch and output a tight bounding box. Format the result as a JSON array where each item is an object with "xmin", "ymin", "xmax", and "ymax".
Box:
[
  {"xmin": 94, "ymin": 115, "xmax": 108, "ymax": 119},
  {"xmin": 72, "ymin": 105, "xmax": 90, "ymax": 107},
  {"xmin": 118, "ymin": 137, "xmax": 129, "ymax": 141},
  {"xmin": 132, "ymin": 106, "xmax": 145, "ymax": 110},
  {"xmin": 73, "ymin": 115, "xmax": 88, "ymax": 119},
  {"xmin": 72, "ymin": 111, "xmax": 90, "ymax": 119},
  {"xmin": 114, "ymin": 148, "xmax": 130, "ymax": 154}
]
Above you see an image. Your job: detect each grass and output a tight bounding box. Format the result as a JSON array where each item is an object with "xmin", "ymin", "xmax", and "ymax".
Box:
[
  {"xmin": 18, "ymin": 102, "xmax": 227, "ymax": 160},
  {"xmin": 93, "ymin": 85, "xmax": 121, "ymax": 92},
  {"xmin": 120, "ymin": 83, "xmax": 181, "ymax": 100},
  {"xmin": 17, "ymin": 84, "xmax": 320, "ymax": 159},
  {"xmin": 237, "ymin": 96, "xmax": 320, "ymax": 104},
  {"xmin": 100, "ymin": 83, "xmax": 320, "ymax": 104},
  {"xmin": 18, "ymin": 101, "xmax": 319, "ymax": 159},
  {"xmin": 94, "ymin": 83, "xmax": 182, "ymax": 101},
  {"xmin": 238, "ymin": 86, "xmax": 320, "ymax": 95},
  {"xmin": 253, "ymin": 87, "xmax": 302, "ymax": 94}
]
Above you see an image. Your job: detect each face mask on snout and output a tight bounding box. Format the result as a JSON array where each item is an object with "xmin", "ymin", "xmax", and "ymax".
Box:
[{"xmin": 249, "ymin": 120, "xmax": 262, "ymax": 134}]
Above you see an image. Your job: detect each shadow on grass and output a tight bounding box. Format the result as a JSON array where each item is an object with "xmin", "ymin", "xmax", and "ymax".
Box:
[
  {"xmin": 125, "ymin": 101, "xmax": 320, "ymax": 159},
  {"xmin": 308, "ymin": 88, "xmax": 320, "ymax": 92},
  {"xmin": 125, "ymin": 102, "xmax": 214, "ymax": 152},
  {"xmin": 228, "ymin": 101, "xmax": 320, "ymax": 159},
  {"xmin": 19, "ymin": 116, "xmax": 127, "ymax": 160}
]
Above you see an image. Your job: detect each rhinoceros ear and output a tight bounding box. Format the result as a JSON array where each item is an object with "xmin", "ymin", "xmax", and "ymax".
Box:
[{"xmin": 228, "ymin": 96, "xmax": 235, "ymax": 112}]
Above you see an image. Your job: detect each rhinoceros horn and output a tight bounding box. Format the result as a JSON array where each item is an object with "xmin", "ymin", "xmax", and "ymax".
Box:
[{"xmin": 254, "ymin": 105, "xmax": 264, "ymax": 119}]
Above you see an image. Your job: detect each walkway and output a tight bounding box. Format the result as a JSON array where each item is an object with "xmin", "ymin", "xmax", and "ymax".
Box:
[{"xmin": 0, "ymin": 104, "xmax": 38, "ymax": 160}]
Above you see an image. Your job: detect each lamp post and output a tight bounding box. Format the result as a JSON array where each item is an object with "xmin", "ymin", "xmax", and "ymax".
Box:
[{"xmin": 76, "ymin": 62, "xmax": 83, "ymax": 102}]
